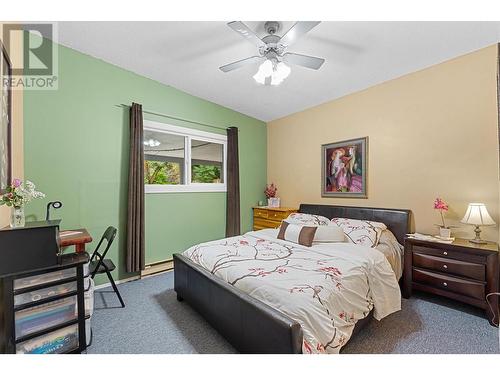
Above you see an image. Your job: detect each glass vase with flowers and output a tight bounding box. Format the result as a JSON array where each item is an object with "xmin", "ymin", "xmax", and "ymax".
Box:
[{"xmin": 0, "ymin": 178, "xmax": 45, "ymax": 228}]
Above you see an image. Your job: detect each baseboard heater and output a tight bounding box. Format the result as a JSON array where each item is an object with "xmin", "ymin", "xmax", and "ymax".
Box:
[{"xmin": 140, "ymin": 259, "xmax": 173, "ymax": 278}]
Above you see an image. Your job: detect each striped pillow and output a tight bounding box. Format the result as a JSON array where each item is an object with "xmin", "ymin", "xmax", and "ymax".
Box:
[{"xmin": 277, "ymin": 222, "xmax": 317, "ymax": 247}]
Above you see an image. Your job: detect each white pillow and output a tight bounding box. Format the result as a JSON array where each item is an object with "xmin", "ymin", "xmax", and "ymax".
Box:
[
  {"xmin": 331, "ymin": 218, "xmax": 387, "ymax": 248},
  {"xmin": 285, "ymin": 213, "xmax": 330, "ymax": 226},
  {"xmin": 313, "ymin": 225, "xmax": 346, "ymax": 243}
]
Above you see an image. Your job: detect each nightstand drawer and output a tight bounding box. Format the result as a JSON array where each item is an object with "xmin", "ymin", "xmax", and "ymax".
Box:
[
  {"xmin": 253, "ymin": 209, "xmax": 269, "ymax": 219},
  {"xmin": 413, "ymin": 268, "xmax": 485, "ymax": 299},
  {"xmin": 412, "ymin": 245, "xmax": 485, "ymax": 264},
  {"xmin": 413, "ymin": 253, "xmax": 485, "ymax": 281}
]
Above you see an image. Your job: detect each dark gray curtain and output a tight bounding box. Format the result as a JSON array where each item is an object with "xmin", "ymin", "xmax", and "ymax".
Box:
[
  {"xmin": 126, "ymin": 102, "xmax": 145, "ymax": 272},
  {"xmin": 497, "ymin": 43, "xmax": 500, "ymax": 177},
  {"xmin": 226, "ymin": 126, "xmax": 240, "ymax": 237}
]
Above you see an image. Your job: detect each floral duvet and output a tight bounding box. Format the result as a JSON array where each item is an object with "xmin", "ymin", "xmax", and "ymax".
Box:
[{"xmin": 182, "ymin": 229, "xmax": 401, "ymax": 354}]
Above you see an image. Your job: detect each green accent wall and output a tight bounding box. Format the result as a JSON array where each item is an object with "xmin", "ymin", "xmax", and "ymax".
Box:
[{"xmin": 23, "ymin": 43, "xmax": 266, "ymax": 284}]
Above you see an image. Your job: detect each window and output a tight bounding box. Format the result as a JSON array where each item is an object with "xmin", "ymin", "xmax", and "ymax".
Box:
[{"xmin": 144, "ymin": 121, "xmax": 227, "ymax": 193}]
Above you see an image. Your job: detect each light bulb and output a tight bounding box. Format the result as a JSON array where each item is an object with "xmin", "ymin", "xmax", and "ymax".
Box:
[
  {"xmin": 253, "ymin": 60, "xmax": 274, "ymax": 85},
  {"xmin": 276, "ymin": 62, "xmax": 291, "ymax": 80},
  {"xmin": 260, "ymin": 60, "xmax": 273, "ymax": 76},
  {"xmin": 253, "ymin": 70, "xmax": 266, "ymax": 84}
]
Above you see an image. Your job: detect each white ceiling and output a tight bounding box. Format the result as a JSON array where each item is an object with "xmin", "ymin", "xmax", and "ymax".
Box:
[{"xmin": 58, "ymin": 21, "xmax": 500, "ymax": 122}]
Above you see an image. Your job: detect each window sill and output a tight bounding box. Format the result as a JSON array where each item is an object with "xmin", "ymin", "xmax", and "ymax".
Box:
[{"xmin": 145, "ymin": 184, "xmax": 227, "ymax": 194}]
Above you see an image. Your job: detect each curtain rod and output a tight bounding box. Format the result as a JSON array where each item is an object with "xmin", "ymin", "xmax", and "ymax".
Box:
[{"xmin": 115, "ymin": 104, "xmax": 231, "ymax": 131}]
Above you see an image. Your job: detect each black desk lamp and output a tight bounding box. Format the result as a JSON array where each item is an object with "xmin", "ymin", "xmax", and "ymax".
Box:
[{"xmin": 46, "ymin": 201, "xmax": 63, "ymax": 221}]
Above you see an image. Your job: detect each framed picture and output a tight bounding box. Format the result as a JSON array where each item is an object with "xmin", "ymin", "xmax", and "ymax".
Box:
[
  {"xmin": 321, "ymin": 137, "xmax": 368, "ymax": 198},
  {"xmin": 0, "ymin": 41, "xmax": 12, "ymax": 194}
]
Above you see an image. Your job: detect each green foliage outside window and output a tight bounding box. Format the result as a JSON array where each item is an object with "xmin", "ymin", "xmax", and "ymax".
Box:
[
  {"xmin": 144, "ymin": 161, "xmax": 222, "ymax": 184},
  {"xmin": 144, "ymin": 161, "xmax": 181, "ymax": 184},
  {"xmin": 191, "ymin": 164, "xmax": 221, "ymax": 183}
]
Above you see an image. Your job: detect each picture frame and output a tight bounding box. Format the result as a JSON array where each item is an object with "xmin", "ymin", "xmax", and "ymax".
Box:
[
  {"xmin": 321, "ymin": 137, "xmax": 368, "ymax": 198},
  {"xmin": 0, "ymin": 40, "xmax": 12, "ymax": 194}
]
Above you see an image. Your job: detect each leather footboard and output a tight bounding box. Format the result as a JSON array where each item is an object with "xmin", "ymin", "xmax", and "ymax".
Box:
[{"xmin": 173, "ymin": 253, "xmax": 303, "ymax": 354}]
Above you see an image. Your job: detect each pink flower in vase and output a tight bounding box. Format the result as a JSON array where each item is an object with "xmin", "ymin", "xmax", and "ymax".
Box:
[
  {"xmin": 12, "ymin": 178, "xmax": 22, "ymax": 188},
  {"xmin": 434, "ymin": 197, "xmax": 449, "ymax": 228},
  {"xmin": 434, "ymin": 198, "xmax": 448, "ymax": 211},
  {"xmin": 264, "ymin": 183, "xmax": 277, "ymax": 199}
]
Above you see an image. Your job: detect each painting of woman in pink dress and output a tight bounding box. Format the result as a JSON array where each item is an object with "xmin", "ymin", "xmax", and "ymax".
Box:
[{"xmin": 323, "ymin": 137, "xmax": 367, "ymax": 198}]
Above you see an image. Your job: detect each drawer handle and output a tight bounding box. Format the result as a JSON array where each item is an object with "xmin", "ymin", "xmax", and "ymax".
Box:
[
  {"xmin": 443, "ymin": 251, "xmax": 448, "ymax": 256},
  {"xmin": 443, "ymin": 282, "xmax": 448, "ymax": 287},
  {"xmin": 443, "ymin": 265, "xmax": 448, "ymax": 269}
]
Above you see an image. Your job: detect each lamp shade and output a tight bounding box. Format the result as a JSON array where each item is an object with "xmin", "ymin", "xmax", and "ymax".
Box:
[{"xmin": 460, "ymin": 203, "xmax": 496, "ymax": 226}]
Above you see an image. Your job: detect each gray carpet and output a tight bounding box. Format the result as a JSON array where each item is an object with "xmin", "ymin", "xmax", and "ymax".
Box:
[{"xmin": 87, "ymin": 271, "xmax": 499, "ymax": 354}]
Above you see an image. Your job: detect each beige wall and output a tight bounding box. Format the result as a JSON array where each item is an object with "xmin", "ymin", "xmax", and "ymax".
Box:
[
  {"xmin": 0, "ymin": 23, "xmax": 24, "ymax": 227},
  {"xmin": 268, "ymin": 45, "xmax": 500, "ymax": 241}
]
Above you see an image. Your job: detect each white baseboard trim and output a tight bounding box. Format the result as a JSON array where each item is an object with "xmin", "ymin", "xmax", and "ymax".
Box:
[
  {"xmin": 94, "ymin": 275, "xmax": 140, "ymax": 290},
  {"xmin": 94, "ymin": 269, "xmax": 174, "ymax": 290}
]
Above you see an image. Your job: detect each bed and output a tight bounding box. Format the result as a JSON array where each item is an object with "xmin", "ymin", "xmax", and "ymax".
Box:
[{"xmin": 173, "ymin": 204, "xmax": 411, "ymax": 353}]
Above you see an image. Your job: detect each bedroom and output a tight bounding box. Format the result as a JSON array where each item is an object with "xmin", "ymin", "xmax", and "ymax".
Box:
[{"xmin": 0, "ymin": 0, "xmax": 499, "ymax": 373}]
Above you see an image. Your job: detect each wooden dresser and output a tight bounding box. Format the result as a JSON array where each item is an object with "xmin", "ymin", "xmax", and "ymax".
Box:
[
  {"xmin": 403, "ymin": 237, "xmax": 499, "ymax": 326},
  {"xmin": 252, "ymin": 207, "xmax": 298, "ymax": 230}
]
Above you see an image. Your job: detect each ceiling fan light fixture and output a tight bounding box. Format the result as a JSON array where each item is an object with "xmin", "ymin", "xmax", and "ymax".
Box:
[{"xmin": 253, "ymin": 59, "xmax": 291, "ymax": 86}]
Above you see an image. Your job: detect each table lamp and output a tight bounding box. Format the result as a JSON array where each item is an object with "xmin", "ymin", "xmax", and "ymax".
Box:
[
  {"xmin": 46, "ymin": 201, "xmax": 63, "ymax": 221},
  {"xmin": 460, "ymin": 203, "xmax": 496, "ymax": 244}
]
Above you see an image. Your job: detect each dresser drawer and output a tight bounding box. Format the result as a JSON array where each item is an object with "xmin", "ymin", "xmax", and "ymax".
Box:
[
  {"xmin": 267, "ymin": 210, "xmax": 289, "ymax": 221},
  {"xmin": 253, "ymin": 218, "xmax": 281, "ymax": 229},
  {"xmin": 412, "ymin": 245, "xmax": 485, "ymax": 264},
  {"xmin": 253, "ymin": 208, "xmax": 269, "ymax": 219},
  {"xmin": 413, "ymin": 253, "xmax": 485, "ymax": 281},
  {"xmin": 413, "ymin": 268, "xmax": 485, "ymax": 299}
]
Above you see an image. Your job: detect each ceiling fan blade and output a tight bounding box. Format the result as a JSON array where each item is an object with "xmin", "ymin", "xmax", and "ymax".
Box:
[
  {"xmin": 283, "ymin": 52, "xmax": 325, "ymax": 70},
  {"xmin": 219, "ymin": 56, "xmax": 263, "ymax": 73},
  {"xmin": 279, "ymin": 21, "xmax": 321, "ymax": 47},
  {"xmin": 227, "ymin": 21, "xmax": 266, "ymax": 49}
]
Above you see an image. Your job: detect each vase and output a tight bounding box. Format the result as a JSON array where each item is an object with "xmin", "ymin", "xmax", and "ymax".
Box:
[
  {"xmin": 267, "ymin": 197, "xmax": 280, "ymax": 208},
  {"xmin": 10, "ymin": 205, "xmax": 25, "ymax": 228},
  {"xmin": 439, "ymin": 227, "xmax": 451, "ymax": 239}
]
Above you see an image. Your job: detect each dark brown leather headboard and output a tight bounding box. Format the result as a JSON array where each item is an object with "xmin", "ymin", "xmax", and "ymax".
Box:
[{"xmin": 299, "ymin": 204, "xmax": 411, "ymax": 244}]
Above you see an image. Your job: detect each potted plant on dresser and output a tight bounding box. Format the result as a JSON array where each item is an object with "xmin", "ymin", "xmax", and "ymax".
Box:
[
  {"xmin": 434, "ymin": 197, "xmax": 452, "ymax": 239},
  {"xmin": 265, "ymin": 183, "xmax": 280, "ymax": 208}
]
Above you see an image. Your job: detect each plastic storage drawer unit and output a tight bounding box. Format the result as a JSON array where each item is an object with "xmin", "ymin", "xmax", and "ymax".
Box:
[
  {"xmin": 16, "ymin": 325, "xmax": 79, "ymax": 354},
  {"xmin": 15, "ymin": 296, "xmax": 78, "ymax": 339},
  {"xmin": 14, "ymin": 268, "xmax": 76, "ymax": 290},
  {"xmin": 14, "ymin": 281, "xmax": 77, "ymax": 307}
]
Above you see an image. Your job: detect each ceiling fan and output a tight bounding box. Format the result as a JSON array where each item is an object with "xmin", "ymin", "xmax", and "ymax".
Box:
[{"xmin": 219, "ymin": 21, "xmax": 325, "ymax": 86}]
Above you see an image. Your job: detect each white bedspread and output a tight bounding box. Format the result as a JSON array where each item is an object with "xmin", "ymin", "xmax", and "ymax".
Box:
[{"xmin": 182, "ymin": 229, "xmax": 401, "ymax": 353}]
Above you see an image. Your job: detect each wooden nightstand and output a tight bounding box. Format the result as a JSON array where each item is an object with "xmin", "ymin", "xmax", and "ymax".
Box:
[
  {"xmin": 403, "ymin": 237, "xmax": 499, "ymax": 326},
  {"xmin": 252, "ymin": 207, "xmax": 298, "ymax": 230}
]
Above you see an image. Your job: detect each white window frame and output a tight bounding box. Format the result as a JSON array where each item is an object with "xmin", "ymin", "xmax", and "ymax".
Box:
[{"xmin": 144, "ymin": 120, "xmax": 227, "ymax": 193}]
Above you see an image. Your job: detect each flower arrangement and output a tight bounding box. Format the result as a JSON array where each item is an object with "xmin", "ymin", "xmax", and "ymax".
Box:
[
  {"xmin": 264, "ymin": 183, "xmax": 277, "ymax": 199},
  {"xmin": 434, "ymin": 197, "xmax": 449, "ymax": 228},
  {"xmin": 0, "ymin": 178, "xmax": 45, "ymax": 208}
]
